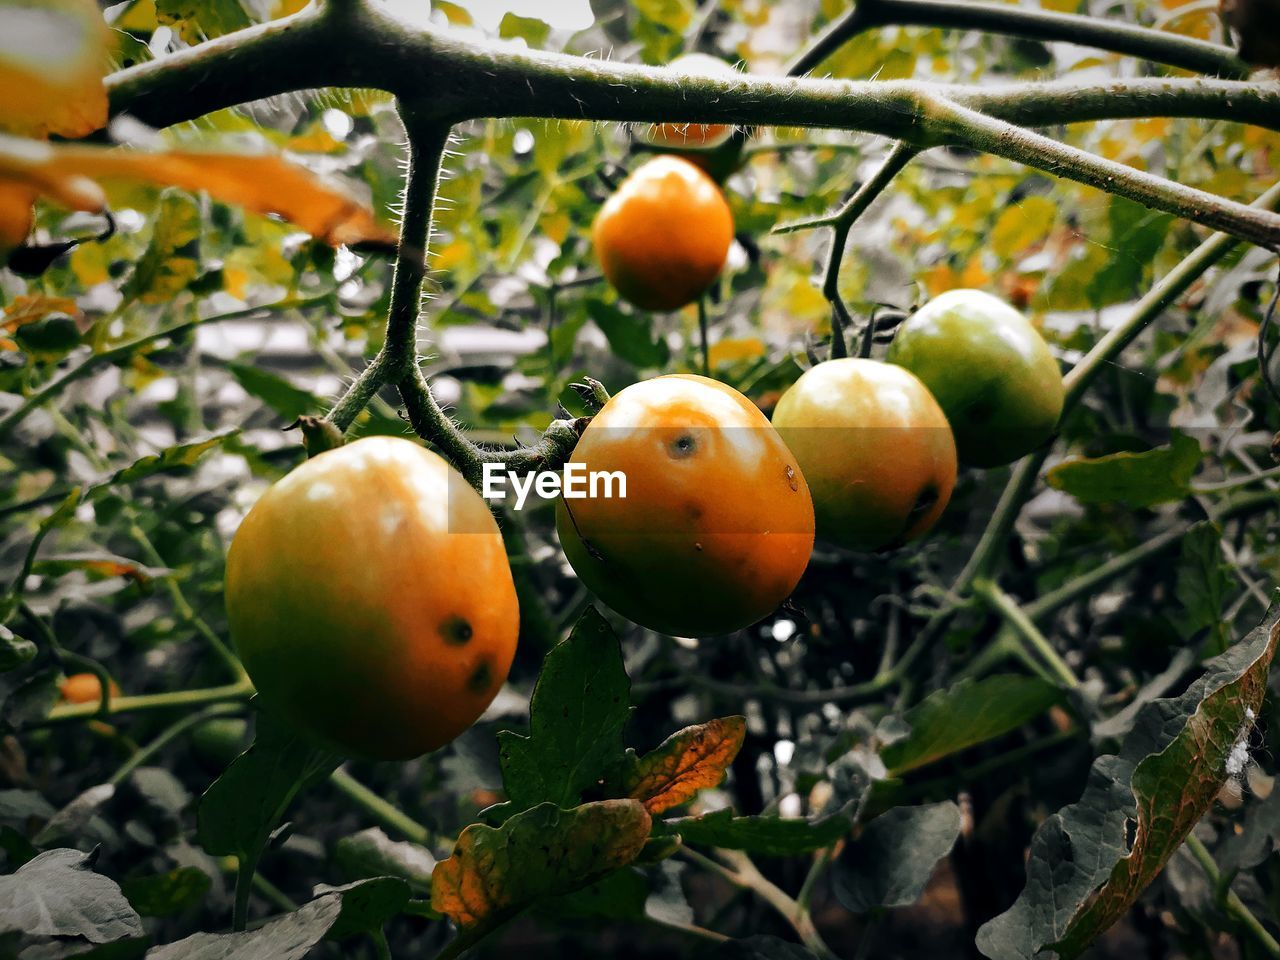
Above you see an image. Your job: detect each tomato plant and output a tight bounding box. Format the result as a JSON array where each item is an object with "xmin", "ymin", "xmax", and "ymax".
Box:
[{"xmin": 1, "ymin": 1, "xmax": 1279, "ymax": 959}]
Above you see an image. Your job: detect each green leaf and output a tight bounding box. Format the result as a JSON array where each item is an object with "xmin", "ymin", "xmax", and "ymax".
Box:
[
  {"xmin": 831, "ymin": 802, "xmax": 961, "ymax": 912},
  {"xmin": 499, "ymin": 12, "xmax": 550, "ymax": 47},
  {"xmin": 1174, "ymin": 522, "xmax": 1232, "ymax": 654},
  {"xmin": 0, "ymin": 624, "xmax": 36, "ymax": 672},
  {"xmin": 670, "ymin": 807, "xmax": 854, "ymax": 857},
  {"xmin": 146, "ymin": 885, "xmax": 375, "ymax": 960},
  {"xmin": 334, "ymin": 827, "xmax": 436, "ymax": 890},
  {"xmin": 990, "ymin": 196, "xmax": 1057, "ymax": 260},
  {"xmin": 124, "ymin": 190, "xmax": 202, "ymax": 305},
  {"xmin": 197, "ymin": 709, "xmax": 339, "ymax": 869},
  {"xmin": 586, "ymin": 300, "xmax": 670, "ymax": 369},
  {"xmin": 880, "ymin": 675, "xmax": 1061, "ymax": 776},
  {"xmin": 0, "ymin": 848, "xmax": 143, "ymax": 943},
  {"xmin": 1086, "ymin": 196, "xmax": 1174, "ymax": 307},
  {"xmin": 536, "ymin": 867, "xmax": 649, "ymax": 922},
  {"xmin": 121, "ymin": 867, "xmax": 211, "ymax": 918},
  {"xmin": 976, "ymin": 597, "xmax": 1280, "ymax": 960},
  {"xmin": 92, "ymin": 430, "xmax": 240, "ymax": 495},
  {"xmin": 430, "ymin": 800, "xmax": 652, "ymax": 935},
  {"xmin": 227, "ymin": 362, "xmax": 321, "ymax": 422},
  {"xmin": 498, "ymin": 606, "xmax": 631, "ymax": 810},
  {"xmin": 1046, "ymin": 432, "xmax": 1202, "ymax": 508},
  {"xmin": 321, "ymin": 877, "xmax": 411, "ymax": 942}
]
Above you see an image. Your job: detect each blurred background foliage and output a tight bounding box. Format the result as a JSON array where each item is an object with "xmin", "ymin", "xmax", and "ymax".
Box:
[{"xmin": 1, "ymin": 0, "xmax": 1278, "ymax": 957}]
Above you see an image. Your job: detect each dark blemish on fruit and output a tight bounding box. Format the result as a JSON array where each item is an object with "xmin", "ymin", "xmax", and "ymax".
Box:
[
  {"xmin": 669, "ymin": 433, "xmax": 697, "ymax": 458},
  {"xmin": 468, "ymin": 660, "xmax": 493, "ymax": 694},
  {"xmin": 785, "ymin": 464, "xmax": 799, "ymax": 491},
  {"xmin": 440, "ymin": 616, "xmax": 473, "ymax": 645},
  {"xmin": 907, "ymin": 484, "xmax": 939, "ymax": 521}
]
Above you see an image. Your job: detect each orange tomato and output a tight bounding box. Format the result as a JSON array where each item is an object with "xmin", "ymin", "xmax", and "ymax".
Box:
[
  {"xmin": 556, "ymin": 375, "xmax": 813, "ymax": 637},
  {"xmin": 772, "ymin": 359, "xmax": 957, "ymax": 551},
  {"xmin": 225, "ymin": 437, "xmax": 519, "ymax": 760},
  {"xmin": 59, "ymin": 672, "xmax": 120, "ymax": 705},
  {"xmin": 593, "ymin": 155, "xmax": 733, "ymax": 311}
]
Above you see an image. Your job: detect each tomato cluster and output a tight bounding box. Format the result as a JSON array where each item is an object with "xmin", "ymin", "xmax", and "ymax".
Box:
[{"xmin": 226, "ymin": 115, "xmax": 1064, "ymax": 760}]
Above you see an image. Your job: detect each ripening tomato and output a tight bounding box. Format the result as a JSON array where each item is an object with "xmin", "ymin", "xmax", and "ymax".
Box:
[
  {"xmin": 225, "ymin": 437, "xmax": 519, "ymax": 760},
  {"xmin": 59, "ymin": 672, "xmax": 120, "ymax": 705},
  {"xmin": 772, "ymin": 359, "xmax": 957, "ymax": 552},
  {"xmin": 887, "ymin": 289, "xmax": 1064, "ymax": 467},
  {"xmin": 593, "ymin": 155, "xmax": 733, "ymax": 311},
  {"xmin": 555, "ymin": 375, "xmax": 813, "ymax": 637},
  {"xmin": 638, "ymin": 54, "xmax": 737, "ymax": 150}
]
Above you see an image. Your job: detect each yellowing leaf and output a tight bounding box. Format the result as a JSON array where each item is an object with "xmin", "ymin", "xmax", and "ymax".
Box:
[
  {"xmin": 2, "ymin": 295, "xmax": 79, "ymax": 332},
  {"xmin": 431, "ymin": 801, "xmax": 651, "ymax": 933},
  {"xmin": 0, "ymin": 0, "xmax": 110, "ymax": 138},
  {"xmin": 623, "ymin": 717, "xmax": 746, "ymax": 815},
  {"xmin": 0, "ymin": 135, "xmax": 396, "ymax": 247},
  {"xmin": 708, "ymin": 338, "xmax": 766, "ymax": 369},
  {"xmin": 990, "ymin": 196, "xmax": 1057, "ymax": 259}
]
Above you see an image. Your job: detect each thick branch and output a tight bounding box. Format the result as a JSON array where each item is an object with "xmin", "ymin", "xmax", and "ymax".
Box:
[
  {"xmin": 106, "ymin": 4, "xmax": 1280, "ymax": 134},
  {"xmin": 788, "ymin": 0, "xmax": 1249, "ymax": 78}
]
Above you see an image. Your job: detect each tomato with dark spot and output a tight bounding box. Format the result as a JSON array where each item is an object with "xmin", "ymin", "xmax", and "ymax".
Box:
[
  {"xmin": 887, "ymin": 289, "xmax": 1064, "ymax": 467},
  {"xmin": 556, "ymin": 375, "xmax": 814, "ymax": 638},
  {"xmin": 772, "ymin": 358, "xmax": 957, "ymax": 552},
  {"xmin": 225, "ymin": 437, "xmax": 519, "ymax": 760}
]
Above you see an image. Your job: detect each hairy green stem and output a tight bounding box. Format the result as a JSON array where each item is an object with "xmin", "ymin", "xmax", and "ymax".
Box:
[{"xmin": 107, "ymin": 4, "xmax": 1279, "ymax": 136}]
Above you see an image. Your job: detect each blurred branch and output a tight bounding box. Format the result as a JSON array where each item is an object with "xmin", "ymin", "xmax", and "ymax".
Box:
[
  {"xmin": 0, "ymin": 296, "xmax": 327, "ymax": 441},
  {"xmin": 329, "ymin": 767, "xmax": 431, "ymax": 845},
  {"xmin": 1184, "ymin": 834, "xmax": 1280, "ymax": 958},
  {"xmin": 786, "ymin": 0, "xmax": 1248, "ymax": 78},
  {"xmin": 1064, "ymin": 179, "xmax": 1280, "ymax": 408},
  {"xmin": 37, "ymin": 679, "xmax": 255, "ymax": 725},
  {"xmin": 680, "ymin": 847, "xmax": 839, "ymax": 959},
  {"xmin": 973, "ymin": 580, "xmax": 1081, "ymax": 690}
]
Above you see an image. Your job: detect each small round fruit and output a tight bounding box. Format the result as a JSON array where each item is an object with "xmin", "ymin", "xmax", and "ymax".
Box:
[
  {"xmin": 556, "ymin": 375, "xmax": 813, "ymax": 637},
  {"xmin": 225, "ymin": 437, "xmax": 519, "ymax": 760},
  {"xmin": 191, "ymin": 717, "xmax": 251, "ymax": 770},
  {"xmin": 772, "ymin": 359, "xmax": 957, "ymax": 552},
  {"xmin": 59, "ymin": 672, "xmax": 119, "ymax": 705},
  {"xmin": 887, "ymin": 289, "xmax": 1064, "ymax": 467},
  {"xmin": 640, "ymin": 54, "xmax": 736, "ymax": 150},
  {"xmin": 593, "ymin": 155, "xmax": 733, "ymax": 311}
]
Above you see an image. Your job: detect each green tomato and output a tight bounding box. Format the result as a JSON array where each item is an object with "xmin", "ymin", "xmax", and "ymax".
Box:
[{"xmin": 887, "ymin": 289, "xmax": 1064, "ymax": 467}]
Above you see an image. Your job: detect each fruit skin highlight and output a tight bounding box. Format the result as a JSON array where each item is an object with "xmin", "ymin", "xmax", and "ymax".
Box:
[
  {"xmin": 887, "ymin": 288, "xmax": 1064, "ymax": 467},
  {"xmin": 556, "ymin": 375, "xmax": 814, "ymax": 638},
  {"xmin": 224, "ymin": 436, "xmax": 519, "ymax": 761},
  {"xmin": 593, "ymin": 155, "xmax": 734, "ymax": 311},
  {"xmin": 772, "ymin": 358, "xmax": 957, "ymax": 552}
]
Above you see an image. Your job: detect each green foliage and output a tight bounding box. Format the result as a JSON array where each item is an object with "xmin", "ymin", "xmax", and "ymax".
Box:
[{"xmin": 832, "ymin": 802, "xmax": 961, "ymax": 913}]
